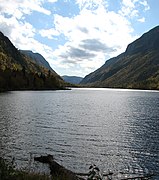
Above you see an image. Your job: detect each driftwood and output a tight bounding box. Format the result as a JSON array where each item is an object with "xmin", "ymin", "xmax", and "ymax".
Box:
[
  {"xmin": 34, "ymin": 155, "xmax": 84, "ymax": 180},
  {"xmin": 34, "ymin": 155, "xmax": 155, "ymax": 180}
]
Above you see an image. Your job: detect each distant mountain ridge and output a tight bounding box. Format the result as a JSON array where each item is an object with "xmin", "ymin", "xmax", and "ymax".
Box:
[
  {"xmin": 20, "ymin": 50, "xmax": 54, "ymax": 72},
  {"xmin": 126, "ymin": 26, "xmax": 159, "ymax": 55},
  {"xmin": 81, "ymin": 26, "xmax": 159, "ymax": 90},
  {"xmin": 62, "ymin": 75, "xmax": 83, "ymax": 84},
  {"xmin": 0, "ymin": 31, "xmax": 66, "ymax": 91}
]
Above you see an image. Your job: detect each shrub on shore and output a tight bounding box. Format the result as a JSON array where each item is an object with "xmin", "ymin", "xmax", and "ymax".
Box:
[{"xmin": 0, "ymin": 157, "xmax": 50, "ymax": 180}]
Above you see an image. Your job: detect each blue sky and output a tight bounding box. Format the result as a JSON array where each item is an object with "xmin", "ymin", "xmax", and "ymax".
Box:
[{"xmin": 0, "ymin": 0, "xmax": 159, "ymax": 77}]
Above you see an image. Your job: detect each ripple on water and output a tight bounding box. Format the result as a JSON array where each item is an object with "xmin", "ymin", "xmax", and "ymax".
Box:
[{"xmin": 0, "ymin": 89, "xmax": 159, "ymax": 179}]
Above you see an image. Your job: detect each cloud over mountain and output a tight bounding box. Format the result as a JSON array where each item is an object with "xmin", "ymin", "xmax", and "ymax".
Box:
[
  {"xmin": 0, "ymin": 0, "xmax": 155, "ymax": 77},
  {"xmin": 80, "ymin": 39, "xmax": 116, "ymax": 53}
]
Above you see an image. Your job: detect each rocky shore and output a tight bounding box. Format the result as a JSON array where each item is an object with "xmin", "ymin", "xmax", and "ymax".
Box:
[{"xmin": 34, "ymin": 154, "xmax": 84, "ymax": 180}]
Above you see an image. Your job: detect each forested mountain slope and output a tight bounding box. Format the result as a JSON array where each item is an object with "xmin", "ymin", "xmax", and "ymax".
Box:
[
  {"xmin": 20, "ymin": 50, "xmax": 54, "ymax": 72},
  {"xmin": 0, "ymin": 32, "xmax": 66, "ymax": 91},
  {"xmin": 81, "ymin": 26, "xmax": 159, "ymax": 90}
]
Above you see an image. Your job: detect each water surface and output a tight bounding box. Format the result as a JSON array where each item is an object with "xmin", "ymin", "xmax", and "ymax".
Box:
[{"xmin": 0, "ymin": 88, "xmax": 159, "ymax": 179}]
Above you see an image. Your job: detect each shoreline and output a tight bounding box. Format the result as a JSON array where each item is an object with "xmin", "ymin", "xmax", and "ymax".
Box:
[
  {"xmin": 0, "ymin": 156, "xmax": 156, "ymax": 180},
  {"xmin": 0, "ymin": 86, "xmax": 71, "ymax": 93}
]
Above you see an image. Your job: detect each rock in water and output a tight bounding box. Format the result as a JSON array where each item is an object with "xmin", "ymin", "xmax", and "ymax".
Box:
[{"xmin": 34, "ymin": 155, "xmax": 84, "ymax": 180}]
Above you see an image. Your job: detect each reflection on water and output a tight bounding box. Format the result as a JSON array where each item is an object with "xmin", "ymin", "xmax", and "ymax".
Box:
[{"xmin": 0, "ymin": 89, "xmax": 159, "ymax": 179}]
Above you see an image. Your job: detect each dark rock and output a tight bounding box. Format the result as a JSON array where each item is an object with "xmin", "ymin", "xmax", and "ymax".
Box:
[{"xmin": 34, "ymin": 155, "xmax": 84, "ymax": 180}]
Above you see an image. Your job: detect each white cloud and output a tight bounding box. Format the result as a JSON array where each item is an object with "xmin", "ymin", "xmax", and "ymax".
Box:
[
  {"xmin": 75, "ymin": 0, "xmax": 108, "ymax": 10},
  {"xmin": 53, "ymin": 7, "xmax": 134, "ymax": 50},
  {"xmin": 0, "ymin": 0, "xmax": 52, "ymax": 20},
  {"xmin": 138, "ymin": 17, "xmax": 145, "ymax": 23},
  {"xmin": 0, "ymin": 0, "xmax": 151, "ymax": 77},
  {"xmin": 119, "ymin": 0, "xmax": 137, "ymax": 18},
  {"xmin": 119, "ymin": 0, "xmax": 150, "ymax": 18},
  {"xmin": 47, "ymin": 0, "xmax": 151, "ymax": 76},
  {"xmin": 0, "ymin": 0, "xmax": 60, "ymax": 73},
  {"xmin": 122, "ymin": 0, "xmax": 135, "ymax": 8},
  {"xmin": 139, "ymin": 0, "xmax": 150, "ymax": 11},
  {"xmin": 39, "ymin": 28, "xmax": 60, "ymax": 39},
  {"xmin": 0, "ymin": 0, "xmax": 58, "ymax": 45},
  {"xmin": 0, "ymin": 15, "xmax": 35, "ymax": 39},
  {"xmin": 47, "ymin": 0, "xmax": 58, "ymax": 2},
  {"xmin": 45, "ymin": 3, "xmax": 138, "ymax": 76}
]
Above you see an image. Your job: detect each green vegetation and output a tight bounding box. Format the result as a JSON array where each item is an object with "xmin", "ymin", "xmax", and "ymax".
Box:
[
  {"xmin": 81, "ymin": 26, "xmax": 159, "ymax": 90},
  {"xmin": 0, "ymin": 157, "xmax": 78, "ymax": 180},
  {"xmin": 0, "ymin": 31, "xmax": 66, "ymax": 91},
  {"xmin": 93, "ymin": 51, "xmax": 159, "ymax": 90},
  {"xmin": 0, "ymin": 157, "xmax": 50, "ymax": 180},
  {"xmin": 0, "ymin": 68, "xmax": 66, "ymax": 91}
]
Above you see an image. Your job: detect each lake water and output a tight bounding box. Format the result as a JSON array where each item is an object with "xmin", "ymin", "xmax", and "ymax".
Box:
[{"xmin": 0, "ymin": 88, "xmax": 159, "ymax": 179}]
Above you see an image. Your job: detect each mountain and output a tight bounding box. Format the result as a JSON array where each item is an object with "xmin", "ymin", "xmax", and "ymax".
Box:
[
  {"xmin": 20, "ymin": 50, "xmax": 54, "ymax": 72},
  {"xmin": 62, "ymin": 75, "xmax": 83, "ymax": 84},
  {"xmin": 0, "ymin": 31, "xmax": 66, "ymax": 91},
  {"xmin": 81, "ymin": 26, "xmax": 159, "ymax": 90}
]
